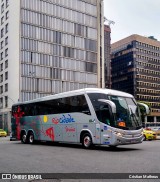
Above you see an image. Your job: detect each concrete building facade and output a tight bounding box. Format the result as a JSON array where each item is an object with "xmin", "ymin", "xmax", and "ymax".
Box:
[
  {"xmin": 104, "ymin": 24, "xmax": 111, "ymax": 88},
  {"xmin": 111, "ymin": 34, "xmax": 160, "ymax": 125},
  {"xmin": 0, "ymin": 0, "xmax": 104, "ymax": 132}
]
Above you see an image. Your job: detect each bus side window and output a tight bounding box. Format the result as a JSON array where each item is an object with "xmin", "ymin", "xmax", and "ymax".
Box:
[
  {"xmin": 24, "ymin": 104, "xmax": 33, "ymax": 116},
  {"xmin": 70, "ymin": 96, "xmax": 79, "ymax": 112},
  {"xmin": 77, "ymin": 95, "xmax": 91, "ymax": 115},
  {"xmin": 98, "ymin": 104, "xmax": 111, "ymax": 125},
  {"xmin": 32, "ymin": 104, "xmax": 39, "ymax": 116},
  {"xmin": 59, "ymin": 98, "xmax": 71, "ymax": 113},
  {"xmin": 69, "ymin": 95, "xmax": 91, "ymax": 115}
]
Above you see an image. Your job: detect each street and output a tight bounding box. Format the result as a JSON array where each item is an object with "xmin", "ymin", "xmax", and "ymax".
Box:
[{"xmin": 0, "ymin": 137, "xmax": 160, "ymax": 182}]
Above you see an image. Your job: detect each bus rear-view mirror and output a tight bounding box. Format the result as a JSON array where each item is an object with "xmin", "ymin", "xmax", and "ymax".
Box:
[
  {"xmin": 98, "ymin": 99, "xmax": 116, "ymax": 114},
  {"xmin": 137, "ymin": 102, "xmax": 150, "ymax": 115}
]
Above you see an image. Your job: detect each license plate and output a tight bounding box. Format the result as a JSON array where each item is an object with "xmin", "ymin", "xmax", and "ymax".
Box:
[{"xmin": 131, "ymin": 140, "xmax": 136, "ymax": 143}]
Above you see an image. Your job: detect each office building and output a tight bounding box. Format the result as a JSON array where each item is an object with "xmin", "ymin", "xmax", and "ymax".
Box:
[
  {"xmin": 0, "ymin": 0, "xmax": 104, "ymax": 131},
  {"xmin": 111, "ymin": 34, "xmax": 160, "ymax": 124}
]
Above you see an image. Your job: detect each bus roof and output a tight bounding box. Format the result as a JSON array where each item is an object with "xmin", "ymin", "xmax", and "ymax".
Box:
[{"xmin": 13, "ymin": 88, "xmax": 134, "ymax": 106}]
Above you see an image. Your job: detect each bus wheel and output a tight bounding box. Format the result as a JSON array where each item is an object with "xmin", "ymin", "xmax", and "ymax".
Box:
[
  {"xmin": 28, "ymin": 132, "xmax": 35, "ymax": 144},
  {"xmin": 82, "ymin": 134, "xmax": 92, "ymax": 149},
  {"xmin": 21, "ymin": 132, "xmax": 28, "ymax": 144}
]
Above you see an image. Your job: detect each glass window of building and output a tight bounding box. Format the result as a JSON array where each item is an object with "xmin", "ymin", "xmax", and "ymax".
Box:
[
  {"xmin": 0, "ymin": 63, "xmax": 3, "ymax": 71},
  {"xmin": 6, "ymin": 10, "xmax": 9, "ymax": 19},
  {"xmin": 0, "ymin": 86, "xmax": 3, "ymax": 94},
  {"xmin": 0, "ymin": 97, "xmax": 3, "ymax": 108},
  {"xmin": 1, "ymin": 28, "xmax": 4, "ymax": 38},
  {"xmin": 5, "ymin": 83, "xmax": 8, "ymax": 92},
  {"xmin": 1, "ymin": 40, "xmax": 4, "ymax": 49},
  {"xmin": 6, "ymin": 0, "xmax": 9, "ymax": 8},
  {"xmin": 1, "ymin": 52, "xmax": 3, "ymax": 60},
  {"xmin": 5, "ymin": 36, "xmax": 8, "ymax": 45},
  {"xmin": 0, "ymin": 74, "xmax": 3, "ymax": 83},
  {"xmin": 5, "ymin": 60, "xmax": 8, "ymax": 68},
  {"xmin": 5, "ymin": 96, "xmax": 8, "ymax": 107},
  {"xmin": 1, "ymin": 16, "xmax": 4, "ymax": 25},
  {"xmin": 5, "ymin": 23, "xmax": 8, "ymax": 33},
  {"xmin": 1, "ymin": 3, "xmax": 4, "ymax": 13},
  {"xmin": 5, "ymin": 48, "xmax": 8, "ymax": 57},
  {"xmin": 5, "ymin": 71, "xmax": 8, "ymax": 80}
]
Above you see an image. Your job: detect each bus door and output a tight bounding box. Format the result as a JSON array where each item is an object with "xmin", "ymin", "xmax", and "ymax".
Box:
[{"xmin": 96, "ymin": 100, "xmax": 113, "ymax": 145}]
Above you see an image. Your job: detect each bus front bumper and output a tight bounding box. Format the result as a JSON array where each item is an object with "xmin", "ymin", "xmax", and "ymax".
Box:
[{"xmin": 109, "ymin": 133, "xmax": 144, "ymax": 146}]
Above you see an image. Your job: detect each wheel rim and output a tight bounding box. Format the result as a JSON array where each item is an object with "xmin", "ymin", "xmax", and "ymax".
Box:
[
  {"xmin": 22, "ymin": 134, "xmax": 26, "ymax": 143},
  {"xmin": 84, "ymin": 136, "xmax": 91, "ymax": 147},
  {"xmin": 29, "ymin": 134, "xmax": 34, "ymax": 143}
]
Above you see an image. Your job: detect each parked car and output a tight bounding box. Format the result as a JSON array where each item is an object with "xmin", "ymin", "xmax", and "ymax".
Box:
[
  {"xmin": 0, "ymin": 129, "xmax": 7, "ymax": 137},
  {"xmin": 143, "ymin": 129, "xmax": 156, "ymax": 141}
]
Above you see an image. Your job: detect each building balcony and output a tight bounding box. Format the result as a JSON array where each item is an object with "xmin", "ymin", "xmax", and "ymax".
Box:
[
  {"xmin": 136, "ymin": 96, "xmax": 160, "ymax": 102},
  {"xmin": 136, "ymin": 92, "xmax": 160, "ymax": 96}
]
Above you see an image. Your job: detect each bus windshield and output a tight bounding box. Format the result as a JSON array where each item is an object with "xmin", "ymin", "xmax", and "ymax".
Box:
[
  {"xmin": 108, "ymin": 96, "xmax": 142, "ymax": 130},
  {"xmin": 88, "ymin": 93, "xmax": 142, "ymax": 130}
]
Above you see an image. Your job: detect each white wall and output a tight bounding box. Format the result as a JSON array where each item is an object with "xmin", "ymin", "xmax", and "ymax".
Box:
[{"xmin": 8, "ymin": 0, "xmax": 21, "ymax": 107}]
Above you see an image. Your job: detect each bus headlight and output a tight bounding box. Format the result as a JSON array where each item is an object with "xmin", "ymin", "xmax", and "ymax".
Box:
[{"xmin": 116, "ymin": 132, "xmax": 122, "ymax": 137}]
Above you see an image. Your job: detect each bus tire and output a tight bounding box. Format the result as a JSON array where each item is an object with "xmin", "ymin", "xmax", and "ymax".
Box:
[
  {"xmin": 28, "ymin": 131, "xmax": 35, "ymax": 144},
  {"xmin": 82, "ymin": 133, "xmax": 93, "ymax": 149},
  {"xmin": 21, "ymin": 132, "xmax": 28, "ymax": 144}
]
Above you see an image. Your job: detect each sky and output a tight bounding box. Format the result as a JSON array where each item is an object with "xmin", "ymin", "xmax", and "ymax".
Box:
[{"xmin": 103, "ymin": 0, "xmax": 160, "ymax": 43}]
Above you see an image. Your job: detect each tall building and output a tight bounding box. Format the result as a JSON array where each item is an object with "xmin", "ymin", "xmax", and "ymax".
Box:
[
  {"xmin": 0, "ymin": 0, "xmax": 104, "ymax": 131},
  {"xmin": 104, "ymin": 24, "xmax": 111, "ymax": 88},
  {"xmin": 111, "ymin": 34, "xmax": 160, "ymax": 124}
]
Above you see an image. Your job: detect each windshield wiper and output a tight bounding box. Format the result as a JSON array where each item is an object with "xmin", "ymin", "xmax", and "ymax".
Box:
[{"xmin": 130, "ymin": 108, "xmax": 139, "ymax": 127}]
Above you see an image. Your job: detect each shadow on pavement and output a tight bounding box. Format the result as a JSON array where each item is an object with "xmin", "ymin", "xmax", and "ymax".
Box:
[{"xmin": 12, "ymin": 139, "xmax": 141, "ymax": 152}]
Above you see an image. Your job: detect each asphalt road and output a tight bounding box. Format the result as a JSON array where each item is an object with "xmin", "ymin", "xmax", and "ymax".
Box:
[{"xmin": 0, "ymin": 136, "xmax": 160, "ymax": 182}]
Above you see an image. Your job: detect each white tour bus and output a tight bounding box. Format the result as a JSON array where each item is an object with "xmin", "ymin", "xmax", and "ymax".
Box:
[{"xmin": 10, "ymin": 88, "xmax": 149, "ymax": 148}]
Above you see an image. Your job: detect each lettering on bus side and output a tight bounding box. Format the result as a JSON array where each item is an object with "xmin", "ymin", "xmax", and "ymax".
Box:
[
  {"xmin": 65, "ymin": 126, "xmax": 76, "ymax": 132},
  {"xmin": 52, "ymin": 114, "xmax": 75, "ymax": 124},
  {"xmin": 52, "ymin": 118, "xmax": 59, "ymax": 124}
]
